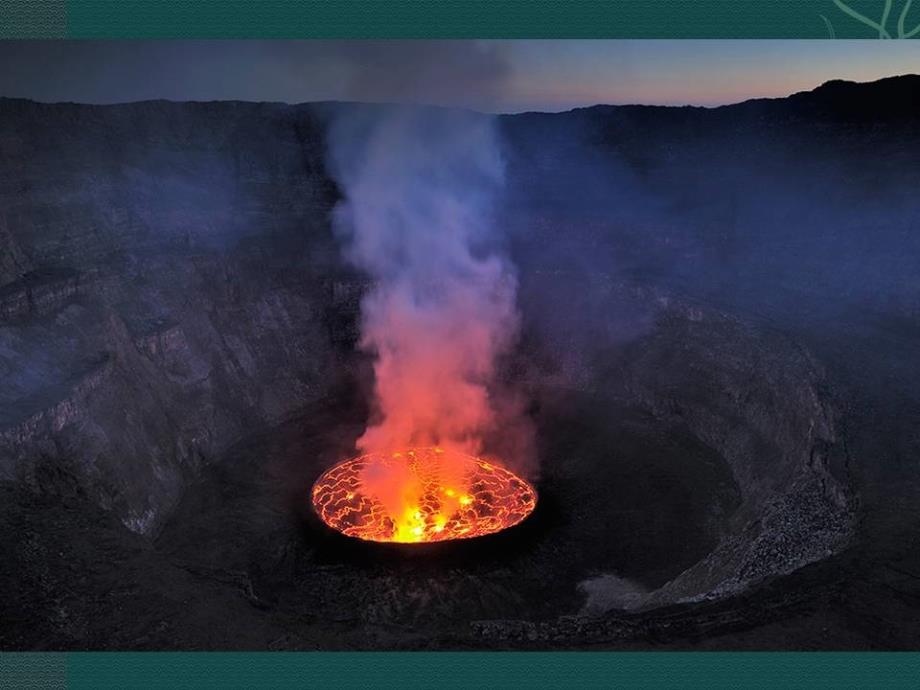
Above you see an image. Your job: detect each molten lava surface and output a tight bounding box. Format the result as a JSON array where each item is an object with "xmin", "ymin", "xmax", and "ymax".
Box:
[{"xmin": 311, "ymin": 448, "xmax": 537, "ymax": 543}]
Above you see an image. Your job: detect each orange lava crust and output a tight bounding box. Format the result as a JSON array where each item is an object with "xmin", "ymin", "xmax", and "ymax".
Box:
[{"xmin": 311, "ymin": 448, "xmax": 537, "ymax": 543}]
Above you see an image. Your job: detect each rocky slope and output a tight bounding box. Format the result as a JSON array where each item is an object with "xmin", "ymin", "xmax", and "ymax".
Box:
[
  {"xmin": 511, "ymin": 280, "xmax": 854, "ymax": 609},
  {"xmin": 0, "ymin": 99, "xmax": 348, "ymax": 534}
]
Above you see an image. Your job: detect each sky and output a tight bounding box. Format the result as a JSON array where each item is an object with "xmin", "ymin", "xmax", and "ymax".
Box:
[{"xmin": 0, "ymin": 40, "xmax": 917, "ymax": 113}]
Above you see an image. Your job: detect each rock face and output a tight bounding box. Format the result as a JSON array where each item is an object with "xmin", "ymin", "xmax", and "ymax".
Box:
[
  {"xmin": 513, "ymin": 280, "xmax": 854, "ymax": 608},
  {"xmin": 619, "ymin": 296, "xmax": 853, "ymax": 605},
  {"xmin": 0, "ymin": 99, "xmax": 346, "ymax": 534}
]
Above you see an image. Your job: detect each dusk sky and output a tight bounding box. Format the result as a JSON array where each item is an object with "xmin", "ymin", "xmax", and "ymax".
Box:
[{"xmin": 1, "ymin": 40, "xmax": 918, "ymax": 112}]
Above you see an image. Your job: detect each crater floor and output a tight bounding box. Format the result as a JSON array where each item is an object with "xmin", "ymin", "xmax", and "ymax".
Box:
[{"xmin": 4, "ymin": 377, "xmax": 902, "ymax": 651}]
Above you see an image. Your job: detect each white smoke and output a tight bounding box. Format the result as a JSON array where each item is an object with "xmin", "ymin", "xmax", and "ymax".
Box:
[{"xmin": 327, "ymin": 105, "xmax": 532, "ymax": 469}]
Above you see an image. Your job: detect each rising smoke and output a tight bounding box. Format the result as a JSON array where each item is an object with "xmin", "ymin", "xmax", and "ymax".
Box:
[{"xmin": 326, "ymin": 105, "xmax": 533, "ymax": 473}]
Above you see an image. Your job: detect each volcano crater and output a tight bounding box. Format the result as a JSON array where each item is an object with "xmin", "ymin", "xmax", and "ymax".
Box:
[{"xmin": 151, "ymin": 286, "xmax": 854, "ymax": 644}]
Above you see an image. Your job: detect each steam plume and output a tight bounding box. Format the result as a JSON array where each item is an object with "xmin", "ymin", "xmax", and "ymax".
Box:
[{"xmin": 327, "ymin": 105, "xmax": 527, "ymax": 465}]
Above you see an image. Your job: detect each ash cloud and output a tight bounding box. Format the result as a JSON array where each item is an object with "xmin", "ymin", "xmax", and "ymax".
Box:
[{"xmin": 326, "ymin": 105, "xmax": 535, "ymax": 473}]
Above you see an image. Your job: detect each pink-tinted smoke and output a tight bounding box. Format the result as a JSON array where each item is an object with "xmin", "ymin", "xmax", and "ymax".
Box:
[{"xmin": 327, "ymin": 105, "xmax": 532, "ymax": 470}]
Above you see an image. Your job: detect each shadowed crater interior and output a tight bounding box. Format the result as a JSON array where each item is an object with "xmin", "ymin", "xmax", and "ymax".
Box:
[{"xmin": 150, "ymin": 285, "xmax": 854, "ymax": 636}]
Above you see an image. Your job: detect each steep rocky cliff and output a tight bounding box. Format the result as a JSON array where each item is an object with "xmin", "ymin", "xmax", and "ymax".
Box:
[
  {"xmin": 0, "ymin": 99, "xmax": 348, "ymax": 534},
  {"xmin": 511, "ymin": 278, "xmax": 854, "ymax": 608}
]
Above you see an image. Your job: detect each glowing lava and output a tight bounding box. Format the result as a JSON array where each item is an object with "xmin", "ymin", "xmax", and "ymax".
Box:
[{"xmin": 311, "ymin": 447, "xmax": 537, "ymax": 543}]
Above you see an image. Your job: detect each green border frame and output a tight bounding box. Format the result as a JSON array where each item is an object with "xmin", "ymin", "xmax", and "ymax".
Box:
[
  {"xmin": 2, "ymin": 0, "xmax": 919, "ymax": 687},
  {"xmin": 2, "ymin": 651, "xmax": 920, "ymax": 688},
  {"xmin": 0, "ymin": 1, "xmax": 918, "ymax": 39}
]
